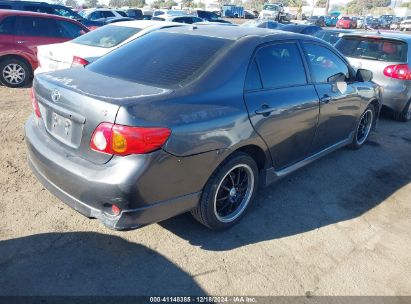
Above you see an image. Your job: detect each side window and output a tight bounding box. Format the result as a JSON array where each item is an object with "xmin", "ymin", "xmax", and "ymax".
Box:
[
  {"xmin": 23, "ymin": 6, "xmax": 53, "ymax": 14},
  {"xmin": 15, "ymin": 16, "xmax": 59, "ymax": 37},
  {"xmin": 102, "ymin": 11, "xmax": 115, "ymax": 18},
  {"xmin": 57, "ymin": 20, "xmax": 85, "ymax": 39},
  {"xmin": 89, "ymin": 12, "xmax": 101, "ymax": 20},
  {"xmin": 303, "ymin": 43, "xmax": 349, "ymax": 83},
  {"xmin": 244, "ymin": 60, "xmax": 262, "ymax": 91},
  {"xmin": 254, "ymin": 43, "xmax": 307, "ymax": 89},
  {"xmin": 0, "ymin": 5, "xmax": 11, "ymax": 9},
  {"xmin": 0, "ymin": 16, "xmax": 16, "ymax": 35}
]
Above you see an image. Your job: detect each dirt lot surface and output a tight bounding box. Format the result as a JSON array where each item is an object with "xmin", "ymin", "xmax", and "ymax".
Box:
[{"xmin": 0, "ymin": 86, "xmax": 410, "ymax": 296}]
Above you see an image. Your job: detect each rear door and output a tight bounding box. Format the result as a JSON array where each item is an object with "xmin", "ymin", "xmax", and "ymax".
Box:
[
  {"xmin": 302, "ymin": 42, "xmax": 362, "ymax": 152},
  {"xmin": 244, "ymin": 41, "xmax": 320, "ymax": 170},
  {"xmin": 14, "ymin": 16, "xmax": 68, "ymax": 69}
]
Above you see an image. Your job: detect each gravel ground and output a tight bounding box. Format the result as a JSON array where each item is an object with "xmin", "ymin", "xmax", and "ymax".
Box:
[{"xmin": 0, "ymin": 86, "xmax": 410, "ymax": 296}]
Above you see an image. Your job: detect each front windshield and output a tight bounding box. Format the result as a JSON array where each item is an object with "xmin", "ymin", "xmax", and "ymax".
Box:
[{"xmin": 263, "ymin": 5, "xmax": 278, "ymax": 11}]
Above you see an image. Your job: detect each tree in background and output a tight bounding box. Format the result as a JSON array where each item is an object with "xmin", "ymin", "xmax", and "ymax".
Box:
[
  {"xmin": 51, "ymin": 0, "xmax": 64, "ymax": 4},
  {"xmin": 151, "ymin": 0, "xmax": 177, "ymax": 8},
  {"xmin": 195, "ymin": 1, "xmax": 205, "ymax": 8},
  {"xmin": 65, "ymin": 0, "xmax": 79, "ymax": 7},
  {"xmin": 84, "ymin": 0, "xmax": 99, "ymax": 7},
  {"xmin": 182, "ymin": 0, "xmax": 194, "ymax": 7},
  {"xmin": 347, "ymin": 0, "xmax": 391, "ymax": 14},
  {"xmin": 109, "ymin": 0, "xmax": 123, "ymax": 7}
]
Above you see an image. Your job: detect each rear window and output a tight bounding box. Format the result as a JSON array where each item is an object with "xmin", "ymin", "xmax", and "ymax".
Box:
[
  {"xmin": 336, "ymin": 37, "xmax": 408, "ymax": 62},
  {"xmin": 72, "ymin": 25, "xmax": 140, "ymax": 48},
  {"xmin": 88, "ymin": 32, "xmax": 232, "ymax": 88}
]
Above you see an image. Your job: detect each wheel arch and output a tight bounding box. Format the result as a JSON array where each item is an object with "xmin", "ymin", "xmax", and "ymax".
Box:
[
  {"xmin": 368, "ymin": 98, "xmax": 381, "ymax": 129},
  {"xmin": 0, "ymin": 54, "xmax": 34, "ymax": 77}
]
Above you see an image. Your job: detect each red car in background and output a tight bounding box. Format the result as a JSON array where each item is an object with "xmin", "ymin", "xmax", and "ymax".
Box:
[
  {"xmin": 336, "ymin": 16, "xmax": 357, "ymax": 29},
  {"xmin": 0, "ymin": 10, "xmax": 88, "ymax": 87}
]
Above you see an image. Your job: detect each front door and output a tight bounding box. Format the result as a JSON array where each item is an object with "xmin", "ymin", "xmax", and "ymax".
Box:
[
  {"xmin": 244, "ymin": 42, "xmax": 319, "ymax": 170},
  {"xmin": 302, "ymin": 43, "xmax": 362, "ymax": 153}
]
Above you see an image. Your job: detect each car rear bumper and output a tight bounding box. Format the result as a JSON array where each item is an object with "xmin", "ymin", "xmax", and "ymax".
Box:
[
  {"xmin": 381, "ymin": 83, "xmax": 411, "ymax": 113},
  {"xmin": 25, "ymin": 115, "xmax": 201, "ymax": 230}
]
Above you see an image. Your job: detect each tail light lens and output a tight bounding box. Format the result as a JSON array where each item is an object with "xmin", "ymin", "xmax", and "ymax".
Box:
[
  {"xmin": 90, "ymin": 123, "xmax": 171, "ymax": 156},
  {"xmin": 87, "ymin": 25, "xmax": 99, "ymax": 31},
  {"xmin": 383, "ymin": 64, "xmax": 411, "ymax": 80},
  {"xmin": 71, "ymin": 56, "xmax": 89, "ymax": 68},
  {"xmin": 30, "ymin": 88, "xmax": 41, "ymax": 118}
]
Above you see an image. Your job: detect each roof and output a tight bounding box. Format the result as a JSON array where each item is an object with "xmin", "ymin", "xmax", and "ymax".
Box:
[
  {"xmin": 0, "ymin": 9, "xmax": 81, "ymax": 22},
  {"xmin": 159, "ymin": 24, "xmax": 313, "ymax": 41},
  {"xmin": 156, "ymin": 14, "xmax": 199, "ymax": 19},
  {"xmin": 110, "ymin": 20, "xmax": 182, "ymax": 29},
  {"xmin": 280, "ymin": 24, "xmax": 321, "ymax": 32}
]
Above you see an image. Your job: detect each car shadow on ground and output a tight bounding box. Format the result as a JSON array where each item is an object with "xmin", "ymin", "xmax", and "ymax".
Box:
[
  {"xmin": 0, "ymin": 232, "xmax": 206, "ymax": 295},
  {"xmin": 160, "ymin": 126, "xmax": 411, "ymax": 251}
]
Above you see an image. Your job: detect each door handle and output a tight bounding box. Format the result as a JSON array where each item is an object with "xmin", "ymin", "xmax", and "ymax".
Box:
[
  {"xmin": 16, "ymin": 40, "xmax": 27, "ymax": 44},
  {"xmin": 255, "ymin": 104, "xmax": 276, "ymax": 116},
  {"xmin": 320, "ymin": 95, "xmax": 332, "ymax": 104}
]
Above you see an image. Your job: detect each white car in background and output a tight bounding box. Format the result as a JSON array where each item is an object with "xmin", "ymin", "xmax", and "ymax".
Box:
[
  {"xmin": 35, "ymin": 20, "xmax": 184, "ymax": 74},
  {"xmin": 79, "ymin": 8, "xmax": 124, "ymax": 20}
]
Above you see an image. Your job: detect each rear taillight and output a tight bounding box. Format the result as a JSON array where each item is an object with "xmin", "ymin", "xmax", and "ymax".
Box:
[
  {"xmin": 383, "ymin": 64, "xmax": 411, "ymax": 80},
  {"xmin": 30, "ymin": 88, "xmax": 41, "ymax": 118},
  {"xmin": 90, "ymin": 123, "xmax": 171, "ymax": 156},
  {"xmin": 71, "ymin": 56, "xmax": 89, "ymax": 68},
  {"xmin": 87, "ymin": 25, "xmax": 99, "ymax": 31}
]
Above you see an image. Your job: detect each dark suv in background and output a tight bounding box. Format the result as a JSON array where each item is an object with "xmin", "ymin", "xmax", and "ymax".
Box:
[
  {"xmin": 125, "ymin": 8, "xmax": 143, "ymax": 20},
  {"xmin": 0, "ymin": 0, "xmax": 102, "ymax": 28}
]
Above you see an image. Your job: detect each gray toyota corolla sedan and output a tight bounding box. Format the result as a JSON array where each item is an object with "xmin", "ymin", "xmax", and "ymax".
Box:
[{"xmin": 26, "ymin": 25, "xmax": 381, "ymax": 231}]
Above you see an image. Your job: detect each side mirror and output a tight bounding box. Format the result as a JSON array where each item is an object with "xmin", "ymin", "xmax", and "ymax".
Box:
[
  {"xmin": 327, "ymin": 72, "xmax": 347, "ymax": 83},
  {"xmin": 356, "ymin": 69, "xmax": 373, "ymax": 82}
]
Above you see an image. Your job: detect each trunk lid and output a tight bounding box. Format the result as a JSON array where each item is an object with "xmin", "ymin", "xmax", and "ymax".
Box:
[
  {"xmin": 34, "ymin": 68, "xmax": 170, "ymax": 164},
  {"xmin": 37, "ymin": 42, "xmax": 108, "ymax": 72}
]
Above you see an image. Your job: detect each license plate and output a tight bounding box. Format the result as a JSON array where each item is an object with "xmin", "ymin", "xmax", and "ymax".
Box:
[{"xmin": 50, "ymin": 112, "xmax": 72, "ymax": 141}]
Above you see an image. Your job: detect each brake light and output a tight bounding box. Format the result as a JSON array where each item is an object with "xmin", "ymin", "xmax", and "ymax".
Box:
[
  {"xmin": 383, "ymin": 64, "xmax": 411, "ymax": 80},
  {"xmin": 30, "ymin": 88, "xmax": 41, "ymax": 118},
  {"xmin": 71, "ymin": 56, "xmax": 89, "ymax": 67},
  {"xmin": 90, "ymin": 123, "xmax": 171, "ymax": 155}
]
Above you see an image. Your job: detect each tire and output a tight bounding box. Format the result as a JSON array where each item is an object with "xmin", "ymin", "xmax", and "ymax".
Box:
[
  {"xmin": 349, "ymin": 105, "xmax": 375, "ymax": 150},
  {"xmin": 191, "ymin": 152, "xmax": 259, "ymax": 230},
  {"xmin": 0, "ymin": 58, "xmax": 31, "ymax": 88},
  {"xmin": 393, "ymin": 100, "xmax": 411, "ymax": 122}
]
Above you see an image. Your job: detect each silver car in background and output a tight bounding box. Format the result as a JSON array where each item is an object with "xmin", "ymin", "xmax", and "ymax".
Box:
[{"xmin": 336, "ymin": 32, "xmax": 411, "ymax": 121}]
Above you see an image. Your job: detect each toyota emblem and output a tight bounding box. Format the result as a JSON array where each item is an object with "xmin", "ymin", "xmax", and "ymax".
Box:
[{"xmin": 51, "ymin": 89, "xmax": 61, "ymax": 102}]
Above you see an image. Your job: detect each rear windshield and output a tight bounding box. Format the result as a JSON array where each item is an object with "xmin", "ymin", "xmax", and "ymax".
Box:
[
  {"xmin": 336, "ymin": 37, "xmax": 408, "ymax": 62},
  {"xmin": 72, "ymin": 25, "xmax": 140, "ymax": 48},
  {"xmin": 314, "ymin": 31, "xmax": 341, "ymax": 45},
  {"xmin": 88, "ymin": 32, "xmax": 232, "ymax": 88},
  {"xmin": 87, "ymin": 32, "xmax": 231, "ymax": 88}
]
